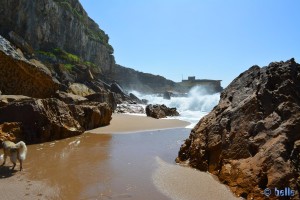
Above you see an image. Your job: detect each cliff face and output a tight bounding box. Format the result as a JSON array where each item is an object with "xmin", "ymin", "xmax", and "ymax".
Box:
[
  {"xmin": 112, "ymin": 64, "xmax": 179, "ymax": 93},
  {"xmin": 0, "ymin": 0, "xmax": 114, "ymax": 72},
  {"xmin": 177, "ymin": 59, "xmax": 300, "ymax": 199}
]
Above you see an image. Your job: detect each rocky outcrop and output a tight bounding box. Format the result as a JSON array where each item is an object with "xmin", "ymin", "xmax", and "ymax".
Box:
[
  {"xmin": 68, "ymin": 103, "xmax": 112, "ymax": 130},
  {"xmin": 0, "ymin": 95, "xmax": 31, "ymax": 107},
  {"xmin": 68, "ymin": 83, "xmax": 95, "ymax": 96},
  {"xmin": 177, "ymin": 59, "xmax": 300, "ymax": 199},
  {"xmin": 0, "ymin": 35, "xmax": 60, "ymax": 98},
  {"xmin": 112, "ymin": 64, "xmax": 183, "ymax": 93},
  {"xmin": 55, "ymin": 91, "xmax": 88, "ymax": 104},
  {"xmin": 85, "ymin": 92, "xmax": 117, "ymax": 110},
  {"xmin": 146, "ymin": 104, "xmax": 179, "ymax": 119},
  {"xmin": 0, "ymin": 98, "xmax": 112, "ymax": 144},
  {"xmin": 0, "ymin": 0, "xmax": 114, "ymax": 72}
]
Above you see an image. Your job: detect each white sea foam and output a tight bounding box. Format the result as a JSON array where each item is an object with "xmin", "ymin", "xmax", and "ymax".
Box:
[{"xmin": 130, "ymin": 86, "xmax": 220, "ymax": 128}]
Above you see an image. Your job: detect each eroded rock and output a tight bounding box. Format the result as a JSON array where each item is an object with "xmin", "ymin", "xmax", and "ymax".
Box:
[
  {"xmin": 0, "ymin": 35, "xmax": 60, "ymax": 98},
  {"xmin": 146, "ymin": 104, "xmax": 179, "ymax": 119},
  {"xmin": 176, "ymin": 58, "xmax": 300, "ymax": 199},
  {"xmin": 0, "ymin": 98, "xmax": 112, "ymax": 144}
]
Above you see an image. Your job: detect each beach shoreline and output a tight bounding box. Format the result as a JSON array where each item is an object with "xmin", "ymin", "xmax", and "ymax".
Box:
[
  {"xmin": 0, "ymin": 114, "xmax": 238, "ymax": 200},
  {"xmin": 86, "ymin": 113, "xmax": 191, "ymax": 134},
  {"xmin": 0, "ymin": 113, "xmax": 191, "ymax": 199}
]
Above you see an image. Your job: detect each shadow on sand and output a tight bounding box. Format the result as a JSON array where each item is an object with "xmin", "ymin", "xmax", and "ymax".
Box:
[{"xmin": 0, "ymin": 165, "xmax": 17, "ymax": 178}]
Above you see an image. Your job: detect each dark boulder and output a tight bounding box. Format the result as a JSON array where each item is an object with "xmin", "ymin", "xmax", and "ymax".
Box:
[
  {"xmin": 163, "ymin": 91, "xmax": 171, "ymax": 100},
  {"xmin": 111, "ymin": 82, "xmax": 126, "ymax": 96},
  {"xmin": 0, "ymin": 98, "xmax": 112, "ymax": 144},
  {"xmin": 85, "ymin": 92, "xmax": 117, "ymax": 110},
  {"xmin": 146, "ymin": 104, "xmax": 179, "ymax": 119},
  {"xmin": 176, "ymin": 58, "xmax": 300, "ymax": 200},
  {"xmin": 129, "ymin": 93, "xmax": 144, "ymax": 104}
]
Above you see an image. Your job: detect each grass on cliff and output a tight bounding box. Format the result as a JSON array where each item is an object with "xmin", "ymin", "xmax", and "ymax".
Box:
[
  {"xmin": 63, "ymin": 63, "xmax": 73, "ymax": 71},
  {"xmin": 53, "ymin": 48, "xmax": 80, "ymax": 63},
  {"xmin": 36, "ymin": 48, "xmax": 99, "ymax": 71},
  {"xmin": 36, "ymin": 50, "xmax": 56, "ymax": 59}
]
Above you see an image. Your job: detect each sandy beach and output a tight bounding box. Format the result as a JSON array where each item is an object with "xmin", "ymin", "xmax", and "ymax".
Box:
[
  {"xmin": 0, "ymin": 114, "xmax": 238, "ymax": 200},
  {"xmin": 87, "ymin": 113, "xmax": 191, "ymax": 134}
]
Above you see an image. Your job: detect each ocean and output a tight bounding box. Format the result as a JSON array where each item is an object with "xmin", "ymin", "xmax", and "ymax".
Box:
[{"xmin": 130, "ymin": 86, "xmax": 220, "ymax": 128}]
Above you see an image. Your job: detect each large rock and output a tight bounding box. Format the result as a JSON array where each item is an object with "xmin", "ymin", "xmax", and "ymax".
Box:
[
  {"xmin": 0, "ymin": 35, "xmax": 60, "ymax": 98},
  {"xmin": 85, "ymin": 92, "xmax": 117, "ymax": 111},
  {"xmin": 55, "ymin": 91, "xmax": 88, "ymax": 104},
  {"xmin": 68, "ymin": 103, "xmax": 112, "ymax": 130},
  {"xmin": 68, "ymin": 83, "xmax": 95, "ymax": 96},
  {"xmin": 146, "ymin": 104, "xmax": 179, "ymax": 119},
  {"xmin": 176, "ymin": 59, "xmax": 300, "ymax": 199},
  {"xmin": 0, "ymin": 98, "xmax": 112, "ymax": 144}
]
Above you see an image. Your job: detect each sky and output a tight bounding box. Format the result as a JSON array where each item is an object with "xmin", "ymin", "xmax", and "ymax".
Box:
[{"xmin": 79, "ymin": 0, "xmax": 300, "ymax": 87}]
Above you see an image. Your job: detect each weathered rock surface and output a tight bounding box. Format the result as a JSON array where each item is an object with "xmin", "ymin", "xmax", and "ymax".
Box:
[
  {"xmin": 115, "ymin": 104, "xmax": 145, "ymax": 114},
  {"xmin": 55, "ymin": 91, "xmax": 88, "ymax": 104},
  {"xmin": 68, "ymin": 83, "xmax": 95, "ymax": 96},
  {"xmin": 146, "ymin": 104, "xmax": 179, "ymax": 119},
  {"xmin": 0, "ymin": 35, "xmax": 60, "ymax": 98},
  {"xmin": 69, "ymin": 103, "xmax": 112, "ymax": 130},
  {"xmin": 0, "ymin": 98, "xmax": 112, "ymax": 144},
  {"xmin": 85, "ymin": 92, "xmax": 117, "ymax": 110},
  {"xmin": 0, "ymin": 95, "xmax": 31, "ymax": 107},
  {"xmin": 0, "ymin": 0, "xmax": 114, "ymax": 72},
  {"xmin": 177, "ymin": 59, "xmax": 300, "ymax": 199}
]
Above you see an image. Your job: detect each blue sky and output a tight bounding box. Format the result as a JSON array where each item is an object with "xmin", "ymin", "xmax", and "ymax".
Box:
[{"xmin": 79, "ymin": 0, "xmax": 300, "ymax": 87}]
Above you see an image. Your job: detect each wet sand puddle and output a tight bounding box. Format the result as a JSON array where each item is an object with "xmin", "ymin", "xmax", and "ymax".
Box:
[{"xmin": 21, "ymin": 128, "xmax": 239, "ymax": 200}]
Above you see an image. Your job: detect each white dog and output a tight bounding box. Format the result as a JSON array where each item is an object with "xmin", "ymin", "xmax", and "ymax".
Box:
[{"xmin": 1, "ymin": 141, "xmax": 27, "ymax": 171}]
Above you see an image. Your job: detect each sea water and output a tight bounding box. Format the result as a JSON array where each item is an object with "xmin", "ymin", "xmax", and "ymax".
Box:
[{"xmin": 130, "ymin": 86, "xmax": 220, "ymax": 128}]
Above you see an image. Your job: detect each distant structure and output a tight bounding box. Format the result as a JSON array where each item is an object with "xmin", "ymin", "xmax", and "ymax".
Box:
[{"xmin": 179, "ymin": 76, "xmax": 223, "ymax": 93}]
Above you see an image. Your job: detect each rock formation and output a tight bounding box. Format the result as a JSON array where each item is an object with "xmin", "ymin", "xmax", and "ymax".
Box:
[
  {"xmin": 177, "ymin": 59, "xmax": 300, "ymax": 199},
  {"xmin": 146, "ymin": 104, "xmax": 179, "ymax": 119},
  {"xmin": 0, "ymin": 98, "xmax": 112, "ymax": 144},
  {"xmin": 112, "ymin": 64, "xmax": 183, "ymax": 93},
  {"xmin": 0, "ymin": 35, "xmax": 60, "ymax": 98},
  {"xmin": 0, "ymin": 0, "xmax": 114, "ymax": 72}
]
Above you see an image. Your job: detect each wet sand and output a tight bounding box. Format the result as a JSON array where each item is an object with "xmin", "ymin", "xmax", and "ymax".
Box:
[
  {"xmin": 87, "ymin": 113, "xmax": 191, "ymax": 134},
  {"xmin": 0, "ymin": 115, "xmax": 239, "ymax": 200}
]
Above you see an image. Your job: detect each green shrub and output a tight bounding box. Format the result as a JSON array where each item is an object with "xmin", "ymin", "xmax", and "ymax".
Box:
[
  {"xmin": 36, "ymin": 50, "xmax": 56, "ymax": 59},
  {"xmin": 53, "ymin": 48, "xmax": 80, "ymax": 63},
  {"xmin": 63, "ymin": 63, "xmax": 73, "ymax": 71}
]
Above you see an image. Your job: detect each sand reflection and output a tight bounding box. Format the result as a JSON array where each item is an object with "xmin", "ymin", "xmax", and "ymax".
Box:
[{"xmin": 15, "ymin": 128, "xmax": 239, "ymax": 200}]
